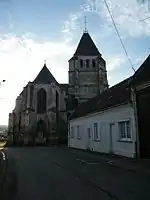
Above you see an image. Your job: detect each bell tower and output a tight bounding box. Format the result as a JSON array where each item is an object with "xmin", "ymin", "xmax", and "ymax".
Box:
[{"xmin": 68, "ymin": 32, "xmax": 108, "ymax": 104}]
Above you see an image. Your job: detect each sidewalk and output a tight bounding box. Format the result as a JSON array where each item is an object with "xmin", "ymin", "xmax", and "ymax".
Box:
[{"xmin": 72, "ymin": 149, "xmax": 150, "ymax": 175}]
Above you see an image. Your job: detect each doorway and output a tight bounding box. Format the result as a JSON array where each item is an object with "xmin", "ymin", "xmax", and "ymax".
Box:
[
  {"xmin": 109, "ymin": 123, "xmax": 114, "ymax": 154},
  {"xmin": 36, "ymin": 119, "xmax": 47, "ymax": 145}
]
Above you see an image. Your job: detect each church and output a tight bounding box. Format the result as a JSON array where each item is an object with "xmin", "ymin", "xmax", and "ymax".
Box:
[{"xmin": 8, "ymin": 31, "xmax": 109, "ymax": 145}]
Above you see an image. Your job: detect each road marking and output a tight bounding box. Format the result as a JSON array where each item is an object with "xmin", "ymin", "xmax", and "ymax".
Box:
[{"xmin": 76, "ymin": 158, "xmax": 101, "ymax": 165}]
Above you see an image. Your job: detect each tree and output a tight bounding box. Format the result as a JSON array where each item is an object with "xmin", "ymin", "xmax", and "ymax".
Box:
[
  {"xmin": 137, "ymin": 0, "xmax": 150, "ymax": 9},
  {"xmin": 137, "ymin": 0, "xmax": 149, "ymax": 4},
  {"xmin": 137, "ymin": 0, "xmax": 150, "ymax": 20}
]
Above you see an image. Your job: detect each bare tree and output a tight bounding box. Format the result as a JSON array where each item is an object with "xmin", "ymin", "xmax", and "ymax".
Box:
[
  {"xmin": 137, "ymin": 0, "xmax": 150, "ymax": 8},
  {"xmin": 137, "ymin": 0, "xmax": 150, "ymax": 20},
  {"xmin": 137, "ymin": 0, "xmax": 149, "ymax": 3}
]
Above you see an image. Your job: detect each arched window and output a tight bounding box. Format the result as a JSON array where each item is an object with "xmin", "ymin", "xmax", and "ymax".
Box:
[
  {"xmin": 37, "ymin": 88, "xmax": 47, "ymax": 113},
  {"xmin": 86, "ymin": 59, "xmax": 90, "ymax": 68},
  {"xmin": 92, "ymin": 60, "xmax": 96, "ymax": 67},
  {"xmin": 80, "ymin": 59, "xmax": 83, "ymax": 68}
]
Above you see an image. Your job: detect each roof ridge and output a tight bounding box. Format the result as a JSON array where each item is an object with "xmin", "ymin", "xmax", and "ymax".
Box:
[
  {"xmin": 33, "ymin": 64, "xmax": 59, "ymax": 85},
  {"xmin": 74, "ymin": 32, "xmax": 101, "ymax": 56},
  {"xmin": 131, "ymin": 54, "xmax": 150, "ymax": 86}
]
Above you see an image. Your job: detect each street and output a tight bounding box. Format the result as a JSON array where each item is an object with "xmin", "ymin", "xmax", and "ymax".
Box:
[{"xmin": 9, "ymin": 146, "xmax": 150, "ymax": 200}]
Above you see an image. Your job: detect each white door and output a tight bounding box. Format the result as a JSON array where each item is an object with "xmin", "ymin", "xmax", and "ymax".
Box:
[
  {"xmin": 87, "ymin": 127, "xmax": 91, "ymax": 150},
  {"xmin": 109, "ymin": 123, "xmax": 114, "ymax": 153}
]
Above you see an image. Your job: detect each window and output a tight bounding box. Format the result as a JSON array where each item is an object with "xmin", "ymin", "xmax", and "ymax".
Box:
[
  {"xmin": 77, "ymin": 125, "xmax": 80, "ymax": 139},
  {"xmin": 37, "ymin": 88, "xmax": 47, "ymax": 114},
  {"xmin": 80, "ymin": 60, "xmax": 83, "ymax": 68},
  {"xmin": 118, "ymin": 120, "xmax": 131, "ymax": 141},
  {"xmin": 93, "ymin": 123, "xmax": 99, "ymax": 140},
  {"xmin": 86, "ymin": 59, "xmax": 90, "ymax": 68},
  {"xmin": 92, "ymin": 60, "xmax": 96, "ymax": 68},
  {"xmin": 71, "ymin": 127, "xmax": 74, "ymax": 138}
]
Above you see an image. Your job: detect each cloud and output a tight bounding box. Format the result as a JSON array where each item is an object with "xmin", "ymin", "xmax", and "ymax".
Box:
[
  {"xmin": 0, "ymin": 33, "xmax": 75, "ymax": 125},
  {"xmin": 106, "ymin": 55, "xmax": 126, "ymax": 71},
  {"xmin": 62, "ymin": 0, "xmax": 150, "ymax": 47},
  {"xmin": 84, "ymin": 0, "xmax": 150, "ymax": 37},
  {"xmin": 61, "ymin": 11, "xmax": 85, "ymax": 42}
]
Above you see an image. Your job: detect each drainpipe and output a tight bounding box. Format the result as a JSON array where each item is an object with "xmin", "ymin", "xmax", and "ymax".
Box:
[{"xmin": 131, "ymin": 87, "xmax": 140, "ymax": 159}]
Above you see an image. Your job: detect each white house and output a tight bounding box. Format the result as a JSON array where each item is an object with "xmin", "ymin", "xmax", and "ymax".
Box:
[{"xmin": 68, "ymin": 77, "xmax": 137, "ymax": 158}]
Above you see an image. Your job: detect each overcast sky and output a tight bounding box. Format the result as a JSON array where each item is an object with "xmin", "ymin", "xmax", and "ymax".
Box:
[{"xmin": 0, "ymin": 0, "xmax": 149, "ymax": 125}]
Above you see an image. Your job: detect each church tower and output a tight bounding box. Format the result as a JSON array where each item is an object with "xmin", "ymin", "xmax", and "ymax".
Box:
[{"xmin": 68, "ymin": 32, "xmax": 109, "ymax": 104}]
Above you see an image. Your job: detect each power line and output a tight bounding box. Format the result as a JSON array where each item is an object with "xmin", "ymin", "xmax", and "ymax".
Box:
[{"xmin": 104, "ymin": 0, "xmax": 135, "ymax": 73}]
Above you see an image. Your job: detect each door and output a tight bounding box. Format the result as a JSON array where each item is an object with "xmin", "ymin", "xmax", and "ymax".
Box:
[
  {"xmin": 87, "ymin": 127, "xmax": 91, "ymax": 150},
  {"xmin": 109, "ymin": 123, "xmax": 114, "ymax": 154},
  {"xmin": 36, "ymin": 120, "xmax": 47, "ymax": 144}
]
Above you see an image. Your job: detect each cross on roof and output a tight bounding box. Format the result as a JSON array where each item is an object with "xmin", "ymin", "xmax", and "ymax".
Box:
[{"xmin": 84, "ymin": 16, "xmax": 88, "ymax": 33}]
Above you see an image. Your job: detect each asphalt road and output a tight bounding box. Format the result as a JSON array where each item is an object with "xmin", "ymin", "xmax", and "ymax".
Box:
[{"xmin": 9, "ymin": 146, "xmax": 150, "ymax": 200}]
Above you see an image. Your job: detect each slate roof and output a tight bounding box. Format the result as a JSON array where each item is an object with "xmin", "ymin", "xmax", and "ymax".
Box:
[
  {"xmin": 69, "ymin": 77, "xmax": 132, "ymax": 120},
  {"xmin": 59, "ymin": 84, "xmax": 69, "ymax": 92},
  {"xmin": 131, "ymin": 55, "xmax": 150, "ymax": 86},
  {"xmin": 74, "ymin": 32, "xmax": 101, "ymax": 56},
  {"xmin": 33, "ymin": 64, "xmax": 59, "ymax": 85}
]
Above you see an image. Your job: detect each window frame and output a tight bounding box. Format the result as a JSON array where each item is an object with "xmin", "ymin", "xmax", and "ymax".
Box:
[
  {"xmin": 93, "ymin": 122, "xmax": 99, "ymax": 141},
  {"xmin": 118, "ymin": 119, "xmax": 131, "ymax": 142}
]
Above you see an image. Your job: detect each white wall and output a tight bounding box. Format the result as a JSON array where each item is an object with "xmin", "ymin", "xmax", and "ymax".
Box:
[{"xmin": 68, "ymin": 104, "xmax": 136, "ymax": 158}]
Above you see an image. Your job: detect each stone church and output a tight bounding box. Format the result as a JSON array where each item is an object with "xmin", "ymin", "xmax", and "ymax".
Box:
[{"xmin": 8, "ymin": 31, "xmax": 109, "ymax": 145}]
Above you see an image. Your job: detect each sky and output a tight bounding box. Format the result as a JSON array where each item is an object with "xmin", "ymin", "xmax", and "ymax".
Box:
[{"xmin": 0, "ymin": 0, "xmax": 149, "ymax": 125}]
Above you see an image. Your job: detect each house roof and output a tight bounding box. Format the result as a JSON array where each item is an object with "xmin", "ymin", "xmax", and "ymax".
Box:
[
  {"xmin": 74, "ymin": 32, "xmax": 101, "ymax": 56},
  {"xmin": 33, "ymin": 64, "xmax": 59, "ymax": 85},
  {"xmin": 131, "ymin": 55, "xmax": 150, "ymax": 86},
  {"xmin": 69, "ymin": 77, "xmax": 132, "ymax": 120}
]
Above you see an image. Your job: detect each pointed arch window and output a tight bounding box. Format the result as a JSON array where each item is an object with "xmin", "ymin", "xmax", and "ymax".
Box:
[
  {"xmin": 92, "ymin": 60, "xmax": 96, "ymax": 68},
  {"xmin": 37, "ymin": 88, "xmax": 47, "ymax": 114},
  {"xmin": 86, "ymin": 59, "xmax": 90, "ymax": 68}
]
